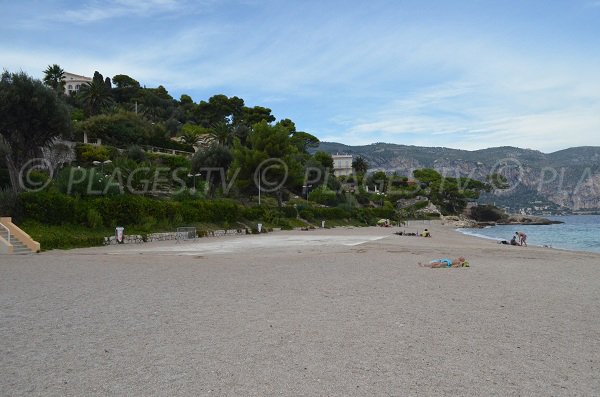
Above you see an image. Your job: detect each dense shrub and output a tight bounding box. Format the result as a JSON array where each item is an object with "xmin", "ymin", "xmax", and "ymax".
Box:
[
  {"xmin": 308, "ymin": 187, "xmax": 338, "ymax": 206},
  {"xmin": 147, "ymin": 153, "xmax": 191, "ymax": 170},
  {"xmin": 354, "ymin": 190, "xmax": 372, "ymax": 205},
  {"xmin": 311, "ymin": 207, "xmax": 349, "ymax": 220},
  {"xmin": 127, "ymin": 145, "xmax": 146, "ymax": 162},
  {"xmin": 18, "ymin": 191, "xmax": 79, "ymax": 224},
  {"xmin": 196, "ymin": 199, "xmax": 240, "ymax": 223},
  {"xmin": 86, "ymin": 208, "xmax": 103, "ymax": 228},
  {"xmin": 279, "ymin": 206, "xmax": 298, "ymax": 218},
  {"xmin": 76, "ymin": 144, "xmax": 110, "ymax": 163},
  {"xmin": 298, "ymin": 207, "xmax": 315, "ymax": 221},
  {"xmin": 240, "ymin": 206, "xmax": 265, "ymax": 220},
  {"xmin": 365, "ymin": 207, "xmax": 396, "ymax": 220},
  {"xmin": 412, "ymin": 200, "xmax": 429, "ymax": 210},
  {"xmin": 0, "ymin": 187, "xmax": 17, "ymax": 217},
  {"xmin": 21, "ymin": 222, "xmax": 107, "ymax": 250},
  {"xmin": 386, "ymin": 190, "xmax": 420, "ymax": 202}
]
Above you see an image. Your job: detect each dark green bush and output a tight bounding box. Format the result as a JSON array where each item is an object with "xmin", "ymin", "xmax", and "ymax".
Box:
[
  {"xmin": 22, "ymin": 222, "xmax": 107, "ymax": 250},
  {"xmin": 308, "ymin": 187, "xmax": 338, "ymax": 206},
  {"xmin": 127, "ymin": 145, "xmax": 146, "ymax": 162},
  {"xmin": 0, "ymin": 187, "xmax": 18, "ymax": 217},
  {"xmin": 75, "ymin": 144, "xmax": 110, "ymax": 163},
  {"xmin": 19, "ymin": 191, "xmax": 78, "ymax": 224},
  {"xmin": 148, "ymin": 153, "xmax": 191, "ymax": 170},
  {"xmin": 240, "ymin": 206, "xmax": 265, "ymax": 220},
  {"xmin": 299, "ymin": 208, "xmax": 315, "ymax": 221}
]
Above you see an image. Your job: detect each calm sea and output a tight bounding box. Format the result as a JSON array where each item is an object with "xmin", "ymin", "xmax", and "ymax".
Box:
[{"xmin": 457, "ymin": 215, "xmax": 600, "ymax": 254}]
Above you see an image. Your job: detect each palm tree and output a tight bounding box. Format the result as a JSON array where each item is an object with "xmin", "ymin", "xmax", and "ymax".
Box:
[
  {"xmin": 43, "ymin": 64, "xmax": 65, "ymax": 94},
  {"xmin": 78, "ymin": 79, "xmax": 114, "ymax": 116},
  {"xmin": 209, "ymin": 122, "xmax": 235, "ymax": 147},
  {"xmin": 352, "ymin": 156, "xmax": 369, "ymax": 175}
]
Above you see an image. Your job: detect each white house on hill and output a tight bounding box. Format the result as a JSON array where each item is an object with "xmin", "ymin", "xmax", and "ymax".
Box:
[
  {"xmin": 63, "ymin": 72, "xmax": 92, "ymax": 96},
  {"xmin": 332, "ymin": 154, "xmax": 353, "ymax": 176}
]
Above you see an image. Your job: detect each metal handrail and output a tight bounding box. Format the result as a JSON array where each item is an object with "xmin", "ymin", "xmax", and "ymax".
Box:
[{"xmin": 0, "ymin": 222, "xmax": 10, "ymax": 244}]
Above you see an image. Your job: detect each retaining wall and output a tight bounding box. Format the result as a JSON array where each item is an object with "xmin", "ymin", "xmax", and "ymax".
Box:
[{"xmin": 104, "ymin": 229, "xmax": 248, "ymax": 245}]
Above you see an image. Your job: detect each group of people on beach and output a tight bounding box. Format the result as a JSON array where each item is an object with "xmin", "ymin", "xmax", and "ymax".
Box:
[
  {"xmin": 421, "ymin": 230, "xmax": 527, "ymax": 269},
  {"xmin": 394, "ymin": 228, "xmax": 431, "ymax": 237},
  {"xmin": 499, "ymin": 231, "xmax": 527, "ymax": 246}
]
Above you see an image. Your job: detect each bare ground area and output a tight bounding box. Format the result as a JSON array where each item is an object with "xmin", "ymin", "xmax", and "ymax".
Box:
[{"xmin": 1, "ymin": 223, "xmax": 599, "ymax": 396}]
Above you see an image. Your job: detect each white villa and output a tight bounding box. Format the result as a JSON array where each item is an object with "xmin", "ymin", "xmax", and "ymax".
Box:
[
  {"xmin": 332, "ymin": 154, "xmax": 353, "ymax": 177},
  {"xmin": 63, "ymin": 72, "xmax": 92, "ymax": 96}
]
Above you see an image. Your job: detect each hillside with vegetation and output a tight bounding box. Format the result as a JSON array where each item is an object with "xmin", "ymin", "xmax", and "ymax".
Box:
[
  {"xmin": 1, "ymin": 66, "xmax": 503, "ymax": 250},
  {"xmin": 317, "ymin": 142, "xmax": 600, "ymax": 213}
]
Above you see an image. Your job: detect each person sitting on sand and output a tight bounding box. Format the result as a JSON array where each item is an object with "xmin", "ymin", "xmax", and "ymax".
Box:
[
  {"xmin": 516, "ymin": 231, "xmax": 527, "ymax": 246},
  {"xmin": 420, "ymin": 256, "xmax": 468, "ymax": 268},
  {"xmin": 421, "ymin": 229, "xmax": 431, "ymax": 237},
  {"xmin": 510, "ymin": 235, "xmax": 519, "ymax": 246}
]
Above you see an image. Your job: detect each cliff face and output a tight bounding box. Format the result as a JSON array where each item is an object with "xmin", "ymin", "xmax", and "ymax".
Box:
[{"xmin": 317, "ymin": 143, "xmax": 600, "ymax": 211}]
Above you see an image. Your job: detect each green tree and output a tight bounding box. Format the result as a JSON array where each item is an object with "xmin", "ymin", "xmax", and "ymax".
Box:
[
  {"xmin": 178, "ymin": 123, "xmax": 209, "ymax": 146},
  {"xmin": 196, "ymin": 94, "xmax": 245, "ymax": 128},
  {"xmin": 290, "ymin": 131, "xmax": 320, "ymax": 154},
  {"xmin": 192, "ymin": 144, "xmax": 233, "ymax": 196},
  {"xmin": 112, "ymin": 74, "xmax": 140, "ymax": 89},
  {"xmin": 75, "ymin": 111, "xmax": 152, "ymax": 147},
  {"xmin": 313, "ymin": 151, "xmax": 334, "ymax": 170},
  {"xmin": 275, "ymin": 119, "xmax": 319, "ymax": 154},
  {"xmin": 352, "ymin": 156, "xmax": 368, "ymax": 175},
  {"xmin": 209, "ymin": 121, "xmax": 236, "ymax": 147},
  {"xmin": 412, "ymin": 168, "xmax": 490, "ymax": 215},
  {"xmin": 277, "ymin": 118, "xmax": 296, "ymax": 133},
  {"xmin": 367, "ymin": 171, "xmax": 388, "ymax": 192},
  {"xmin": 412, "ymin": 168, "xmax": 441, "ymax": 184},
  {"xmin": 112, "ymin": 74, "xmax": 141, "ymax": 104},
  {"xmin": 78, "ymin": 71, "xmax": 114, "ymax": 116},
  {"xmin": 0, "ymin": 71, "xmax": 71, "ymax": 192},
  {"xmin": 43, "ymin": 64, "xmax": 66, "ymax": 94},
  {"xmin": 230, "ymin": 121, "xmax": 303, "ymax": 205},
  {"xmin": 241, "ymin": 106, "xmax": 275, "ymax": 127},
  {"xmin": 134, "ymin": 88, "xmax": 173, "ymax": 122}
]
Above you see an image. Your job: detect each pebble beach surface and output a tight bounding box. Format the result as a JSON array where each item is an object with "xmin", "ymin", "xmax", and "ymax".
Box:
[{"xmin": 2, "ymin": 222, "xmax": 599, "ymax": 395}]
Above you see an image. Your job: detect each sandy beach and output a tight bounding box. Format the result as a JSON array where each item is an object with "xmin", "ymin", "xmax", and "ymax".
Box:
[{"xmin": 1, "ymin": 221, "xmax": 599, "ymax": 396}]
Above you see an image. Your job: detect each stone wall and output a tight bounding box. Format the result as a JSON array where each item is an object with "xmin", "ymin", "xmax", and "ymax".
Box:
[{"xmin": 104, "ymin": 229, "xmax": 248, "ymax": 245}]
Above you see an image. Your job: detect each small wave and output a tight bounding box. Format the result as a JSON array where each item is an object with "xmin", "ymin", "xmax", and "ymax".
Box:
[{"xmin": 455, "ymin": 228, "xmax": 503, "ymax": 241}]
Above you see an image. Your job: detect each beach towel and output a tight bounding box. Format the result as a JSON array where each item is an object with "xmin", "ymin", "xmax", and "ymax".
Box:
[{"xmin": 431, "ymin": 258, "xmax": 453, "ymax": 267}]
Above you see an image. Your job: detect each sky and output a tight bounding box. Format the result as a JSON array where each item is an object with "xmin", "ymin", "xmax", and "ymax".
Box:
[{"xmin": 2, "ymin": 0, "xmax": 600, "ymax": 153}]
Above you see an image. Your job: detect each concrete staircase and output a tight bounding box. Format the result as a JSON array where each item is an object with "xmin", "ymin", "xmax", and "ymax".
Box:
[
  {"xmin": 0, "ymin": 227, "xmax": 34, "ymax": 254},
  {"xmin": 0, "ymin": 218, "xmax": 39, "ymax": 255}
]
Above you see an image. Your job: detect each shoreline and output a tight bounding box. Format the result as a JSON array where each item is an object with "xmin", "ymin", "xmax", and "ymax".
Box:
[{"xmin": 451, "ymin": 216, "xmax": 600, "ymax": 256}]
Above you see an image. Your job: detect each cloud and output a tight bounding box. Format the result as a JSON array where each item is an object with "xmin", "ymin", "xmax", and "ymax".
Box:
[
  {"xmin": 3, "ymin": 0, "xmax": 599, "ymax": 152},
  {"xmin": 55, "ymin": 0, "xmax": 210, "ymax": 24}
]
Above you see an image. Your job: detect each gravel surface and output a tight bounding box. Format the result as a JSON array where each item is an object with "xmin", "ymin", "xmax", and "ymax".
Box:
[{"xmin": 1, "ymin": 223, "xmax": 599, "ymax": 396}]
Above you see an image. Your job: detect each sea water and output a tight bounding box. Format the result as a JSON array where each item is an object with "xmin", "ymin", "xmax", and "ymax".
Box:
[{"xmin": 457, "ymin": 215, "xmax": 600, "ymax": 254}]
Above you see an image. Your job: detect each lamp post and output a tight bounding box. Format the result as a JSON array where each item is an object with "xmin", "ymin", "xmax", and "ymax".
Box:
[
  {"xmin": 303, "ymin": 184, "xmax": 312, "ymax": 201},
  {"xmin": 93, "ymin": 160, "xmax": 112, "ymax": 175},
  {"xmin": 187, "ymin": 173, "xmax": 201, "ymax": 192},
  {"xmin": 102, "ymin": 160, "xmax": 112, "ymax": 175}
]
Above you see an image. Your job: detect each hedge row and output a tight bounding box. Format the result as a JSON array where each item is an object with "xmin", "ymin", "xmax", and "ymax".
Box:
[
  {"xmin": 298, "ymin": 206, "xmax": 396, "ymax": 222},
  {"xmin": 17, "ymin": 192, "xmax": 318, "ymax": 228},
  {"xmin": 17, "ymin": 191, "xmax": 399, "ymax": 229},
  {"xmin": 18, "ymin": 192, "xmax": 245, "ymax": 227},
  {"xmin": 22, "ymin": 222, "xmax": 107, "ymax": 250}
]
